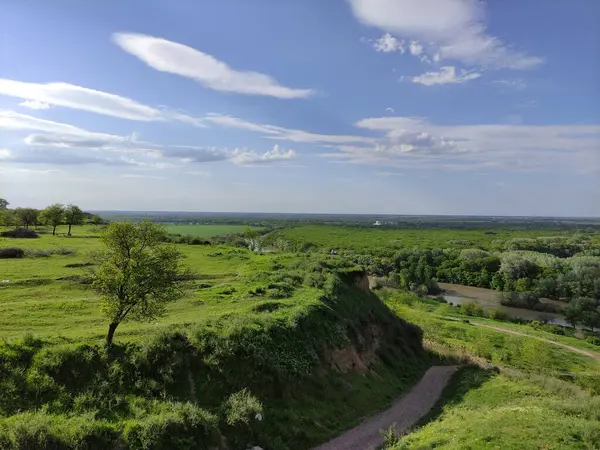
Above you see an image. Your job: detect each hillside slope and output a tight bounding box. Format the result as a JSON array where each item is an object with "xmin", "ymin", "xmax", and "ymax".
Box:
[{"xmin": 0, "ymin": 256, "xmax": 430, "ymax": 449}]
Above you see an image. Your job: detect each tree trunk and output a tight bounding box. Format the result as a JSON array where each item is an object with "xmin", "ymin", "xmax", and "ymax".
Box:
[
  {"xmin": 106, "ymin": 322, "xmax": 119, "ymax": 346},
  {"xmin": 68, "ymin": 223, "xmax": 72, "ymax": 236},
  {"xmin": 52, "ymin": 225, "xmax": 56, "ymax": 236}
]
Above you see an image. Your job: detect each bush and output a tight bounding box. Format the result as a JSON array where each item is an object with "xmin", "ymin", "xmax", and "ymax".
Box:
[
  {"xmin": 585, "ymin": 336, "xmax": 600, "ymax": 346},
  {"xmin": 0, "ymin": 228, "xmax": 39, "ymax": 238},
  {"xmin": 0, "ymin": 248, "xmax": 24, "ymax": 259},
  {"xmin": 488, "ymin": 309, "xmax": 509, "ymax": 321},
  {"xmin": 0, "ymin": 412, "xmax": 118, "ymax": 450},
  {"xmin": 459, "ymin": 302, "xmax": 485, "ymax": 317},
  {"xmin": 222, "ymin": 389, "xmax": 263, "ymax": 427},
  {"xmin": 24, "ymin": 248, "xmax": 76, "ymax": 258},
  {"xmin": 123, "ymin": 402, "xmax": 219, "ymax": 450}
]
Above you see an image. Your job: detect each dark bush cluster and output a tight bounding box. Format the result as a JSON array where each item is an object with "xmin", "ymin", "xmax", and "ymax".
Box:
[
  {"xmin": 0, "ymin": 248, "xmax": 24, "ymax": 259},
  {"xmin": 0, "ymin": 228, "xmax": 39, "ymax": 238}
]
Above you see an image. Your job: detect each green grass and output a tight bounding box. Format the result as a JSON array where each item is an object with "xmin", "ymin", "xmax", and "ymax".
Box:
[
  {"xmin": 392, "ymin": 367, "xmax": 600, "ymax": 449},
  {"xmin": 3, "ymin": 224, "xmax": 600, "ymax": 449},
  {"xmin": 382, "ymin": 292, "xmax": 600, "ymax": 393},
  {"xmin": 0, "ymin": 229, "xmax": 279, "ymax": 342},
  {"xmin": 266, "ymin": 225, "xmax": 593, "ymax": 254},
  {"xmin": 164, "ymin": 224, "xmax": 258, "ymax": 237}
]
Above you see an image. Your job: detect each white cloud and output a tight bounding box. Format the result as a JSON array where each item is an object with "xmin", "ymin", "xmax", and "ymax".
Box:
[
  {"xmin": 411, "ymin": 66, "xmax": 481, "ymax": 86},
  {"xmin": 373, "ymin": 33, "xmax": 405, "ymax": 53},
  {"xmin": 349, "ymin": 0, "xmax": 543, "ymax": 69},
  {"xmin": 205, "ymin": 113, "xmax": 375, "ymax": 144},
  {"xmin": 231, "ymin": 144, "xmax": 296, "ymax": 165},
  {"xmin": 113, "ymin": 33, "xmax": 314, "ymax": 99},
  {"xmin": 0, "ymin": 109, "xmax": 87, "ymax": 134},
  {"xmin": 0, "ymin": 79, "xmax": 204, "ymax": 126},
  {"xmin": 492, "ymin": 79, "xmax": 527, "ymax": 89},
  {"xmin": 19, "ymin": 100, "xmax": 50, "ymax": 110},
  {"xmin": 183, "ymin": 170, "xmax": 211, "ymax": 177},
  {"xmin": 385, "ymin": 107, "xmax": 395, "ymax": 113},
  {"xmin": 409, "ymin": 40, "xmax": 423, "ymax": 56},
  {"xmin": 349, "ymin": 116, "xmax": 600, "ymax": 171}
]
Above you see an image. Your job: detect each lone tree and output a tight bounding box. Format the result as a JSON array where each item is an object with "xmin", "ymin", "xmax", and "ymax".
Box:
[
  {"xmin": 64, "ymin": 204, "xmax": 84, "ymax": 236},
  {"xmin": 41, "ymin": 203, "xmax": 65, "ymax": 235},
  {"xmin": 15, "ymin": 208, "xmax": 39, "ymax": 229},
  {"xmin": 92, "ymin": 221, "xmax": 187, "ymax": 346},
  {"xmin": 0, "ymin": 198, "xmax": 8, "ymax": 210}
]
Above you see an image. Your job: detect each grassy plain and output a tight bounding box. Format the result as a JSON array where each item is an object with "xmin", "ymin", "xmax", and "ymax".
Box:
[
  {"xmin": 267, "ymin": 224, "xmax": 599, "ymax": 254},
  {"xmin": 164, "ymin": 224, "xmax": 258, "ymax": 237},
  {"xmin": 2, "ymin": 222, "xmax": 600, "ymax": 449}
]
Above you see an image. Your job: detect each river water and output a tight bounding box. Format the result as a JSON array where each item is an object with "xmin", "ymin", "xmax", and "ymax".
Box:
[{"xmin": 439, "ymin": 283, "xmax": 569, "ymax": 327}]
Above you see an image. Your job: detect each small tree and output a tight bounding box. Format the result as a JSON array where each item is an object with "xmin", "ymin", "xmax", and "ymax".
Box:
[
  {"xmin": 92, "ymin": 221, "xmax": 188, "ymax": 346},
  {"xmin": 64, "ymin": 204, "xmax": 85, "ymax": 236},
  {"xmin": 563, "ymin": 300, "xmax": 582, "ymax": 329},
  {"xmin": 40, "ymin": 203, "xmax": 65, "ymax": 235},
  {"xmin": 14, "ymin": 208, "xmax": 39, "ymax": 229},
  {"xmin": 0, "ymin": 198, "xmax": 8, "ymax": 210}
]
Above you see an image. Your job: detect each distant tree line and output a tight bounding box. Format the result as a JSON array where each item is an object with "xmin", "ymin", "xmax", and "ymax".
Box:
[
  {"xmin": 0, "ymin": 198, "xmax": 105, "ymax": 235},
  {"xmin": 278, "ymin": 234, "xmax": 600, "ymax": 330}
]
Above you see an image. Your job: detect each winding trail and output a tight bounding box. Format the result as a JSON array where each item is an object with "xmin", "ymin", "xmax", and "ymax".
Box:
[{"xmin": 313, "ymin": 365, "xmax": 459, "ymax": 450}]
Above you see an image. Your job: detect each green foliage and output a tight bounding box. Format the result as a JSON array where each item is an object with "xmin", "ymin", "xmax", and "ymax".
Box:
[
  {"xmin": 391, "ymin": 370, "xmax": 600, "ymax": 450},
  {"xmin": 458, "ymin": 302, "xmax": 485, "ymax": 317},
  {"xmin": 123, "ymin": 402, "xmax": 219, "ymax": 450},
  {"xmin": 40, "ymin": 204, "xmax": 65, "ymax": 235},
  {"xmin": 222, "ymin": 389, "xmax": 263, "ymax": 426},
  {"xmin": 14, "ymin": 208, "xmax": 39, "ymax": 229},
  {"xmin": 92, "ymin": 221, "xmax": 188, "ymax": 345},
  {"xmin": 380, "ymin": 424, "xmax": 401, "ymax": 447},
  {"xmin": 64, "ymin": 205, "xmax": 85, "ymax": 236}
]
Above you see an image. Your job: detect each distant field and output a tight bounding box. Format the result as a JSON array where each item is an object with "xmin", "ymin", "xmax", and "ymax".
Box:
[
  {"xmin": 265, "ymin": 225, "xmax": 599, "ymax": 253},
  {"xmin": 164, "ymin": 224, "xmax": 257, "ymax": 237}
]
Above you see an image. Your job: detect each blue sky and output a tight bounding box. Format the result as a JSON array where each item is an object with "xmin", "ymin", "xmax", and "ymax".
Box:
[{"xmin": 1, "ymin": 0, "xmax": 599, "ymax": 216}]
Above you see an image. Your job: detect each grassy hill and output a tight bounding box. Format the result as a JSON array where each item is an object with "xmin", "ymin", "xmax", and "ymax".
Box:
[
  {"xmin": 390, "ymin": 367, "xmax": 600, "ymax": 449},
  {"xmin": 0, "ymin": 226, "xmax": 430, "ymax": 449}
]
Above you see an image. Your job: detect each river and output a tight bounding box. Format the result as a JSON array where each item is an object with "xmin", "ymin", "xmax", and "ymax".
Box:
[{"xmin": 438, "ymin": 283, "xmax": 569, "ymax": 327}]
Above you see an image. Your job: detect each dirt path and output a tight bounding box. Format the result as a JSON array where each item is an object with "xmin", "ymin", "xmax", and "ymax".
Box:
[
  {"xmin": 313, "ymin": 365, "xmax": 459, "ymax": 450},
  {"xmin": 470, "ymin": 321, "xmax": 600, "ymax": 362}
]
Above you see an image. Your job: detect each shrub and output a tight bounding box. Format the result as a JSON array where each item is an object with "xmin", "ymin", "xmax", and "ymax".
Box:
[
  {"xmin": 459, "ymin": 302, "xmax": 485, "ymax": 317},
  {"xmin": 222, "ymin": 389, "xmax": 263, "ymax": 427},
  {"xmin": 0, "ymin": 412, "xmax": 118, "ymax": 449},
  {"xmin": 585, "ymin": 336, "xmax": 600, "ymax": 346},
  {"xmin": 0, "ymin": 248, "xmax": 25, "ymax": 259},
  {"xmin": 123, "ymin": 402, "xmax": 219, "ymax": 450},
  {"xmin": 0, "ymin": 228, "xmax": 39, "ymax": 238},
  {"xmin": 488, "ymin": 309, "xmax": 509, "ymax": 321}
]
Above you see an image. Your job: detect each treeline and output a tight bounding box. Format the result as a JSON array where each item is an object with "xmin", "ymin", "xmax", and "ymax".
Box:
[
  {"xmin": 0, "ymin": 198, "xmax": 104, "ymax": 236},
  {"xmin": 267, "ymin": 232, "xmax": 600, "ymax": 329}
]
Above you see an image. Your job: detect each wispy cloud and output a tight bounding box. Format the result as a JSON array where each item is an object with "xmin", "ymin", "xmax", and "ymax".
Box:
[
  {"xmin": 411, "ymin": 66, "xmax": 481, "ymax": 86},
  {"xmin": 231, "ymin": 144, "xmax": 296, "ymax": 165},
  {"xmin": 492, "ymin": 78, "xmax": 527, "ymax": 90},
  {"xmin": 205, "ymin": 114, "xmax": 374, "ymax": 144},
  {"xmin": 113, "ymin": 33, "xmax": 314, "ymax": 99},
  {"xmin": 183, "ymin": 170, "xmax": 211, "ymax": 177},
  {"xmin": 350, "ymin": 0, "xmax": 543, "ymax": 70},
  {"xmin": 373, "ymin": 33, "xmax": 405, "ymax": 53},
  {"xmin": 19, "ymin": 100, "xmax": 51, "ymax": 110},
  {"xmin": 0, "ymin": 148, "xmax": 145, "ymax": 167},
  {"xmin": 0, "ymin": 79, "xmax": 204, "ymax": 126}
]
